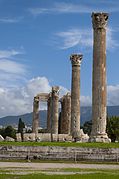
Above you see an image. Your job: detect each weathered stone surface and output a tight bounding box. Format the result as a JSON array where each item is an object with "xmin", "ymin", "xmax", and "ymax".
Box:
[
  {"xmin": 0, "ymin": 135, "xmax": 4, "ymax": 141},
  {"xmin": 58, "ymin": 134, "xmax": 72, "ymax": 142},
  {"xmin": 70, "ymin": 54, "xmax": 83, "ymax": 139},
  {"xmin": 89, "ymin": 12, "xmax": 110, "ymax": 143},
  {"xmin": 0, "ymin": 145, "xmax": 119, "ymax": 162},
  {"xmin": 23, "ymin": 133, "xmax": 35, "ymax": 142},
  {"xmin": 51, "ymin": 86, "xmax": 59, "ymax": 134},
  {"xmin": 36, "ymin": 133, "xmax": 51, "ymax": 142},
  {"xmin": 5, "ymin": 136, "xmax": 15, "ymax": 142},
  {"xmin": 52, "ymin": 134, "xmax": 58, "ymax": 142},
  {"xmin": 32, "ymin": 96, "xmax": 39, "ymax": 135},
  {"xmin": 47, "ymin": 93, "xmax": 52, "ymax": 133},
  {"xmin": 60, "ymin": 92, "xmax": 71, "ymax": 134},
  {"xmin": 79, "ymin": 129, "xmax": 89, "ymax": 142},
  {"xmin": 16, "ymin": 133, "xmax": 22, "ymax": 142}
]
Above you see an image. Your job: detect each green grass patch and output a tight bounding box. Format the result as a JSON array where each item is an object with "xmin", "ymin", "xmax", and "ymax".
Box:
[
  {"xmin": 0, "ymin": 173, "xmax": 119, "ymax": 179},
  {"xmin": 0, "ymin": 141, "xmax": 119, "ymax": 148},
  {"xmin": 59, "ymin": 168, "xmax": 119, "ymax": 173},
  {"xmin": 0, "ymin": 168, "xmax": 119, "ymax": 179}
]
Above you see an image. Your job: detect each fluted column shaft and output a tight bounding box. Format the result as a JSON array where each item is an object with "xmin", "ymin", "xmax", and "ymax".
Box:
[
  {"xmin": 51, "ymin": 86, "xmax": 59, "ymax": 134},
  {"xmin": 47, "ymin": 94, "xmax": 52, "ymax": 133},
  {"xmin": 60, "ymin": 93, "xmax": 71, "ymax": 134},
  {"xmin": 32, "ymin": 96, "xmax": 39, "ymax": 135},
  {"xmin": 90, "ymin": 12, "xmax": 110, "ymax": 142},
  {"xmin": 70, "ymin": 54, "xmax": 82, "ymax": 139}
]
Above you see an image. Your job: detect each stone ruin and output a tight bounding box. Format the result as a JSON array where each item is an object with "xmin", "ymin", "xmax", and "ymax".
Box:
[{"xmin": 16, "ymin": 12, "xmax": 111, "ymax": 143}]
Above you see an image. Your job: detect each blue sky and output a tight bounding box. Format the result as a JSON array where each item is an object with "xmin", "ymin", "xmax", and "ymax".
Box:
[{"xmin": 0, "ymin": 0, "xmax": 119, "ymax": 117}]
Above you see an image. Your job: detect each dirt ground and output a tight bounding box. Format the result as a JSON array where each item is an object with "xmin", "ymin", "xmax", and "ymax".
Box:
[{"xmin": 0, "ymin": 162, "xmax": 119, "ymax": 170}]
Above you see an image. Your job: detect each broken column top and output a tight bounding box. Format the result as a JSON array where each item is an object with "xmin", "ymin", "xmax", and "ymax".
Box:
[
  {"xmin": 59, "ymin": 92, "xmax": 71, "ymax": 102},
  {"xmin": 92, "ymin": 12, "xmax": 109, "ymax": 29},
  {"xmin": 70, "ymin": 54, "xmax": 83, "ymax": 66},
  {"xmin": 52, "ymin": 86, "xmax": 60, "ymax": 96},
  {"xmin": 34, "ymin": 96, "xmax": 39, "ymax": 102}
]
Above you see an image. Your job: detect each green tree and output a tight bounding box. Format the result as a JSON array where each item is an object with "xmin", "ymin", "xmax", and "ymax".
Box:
[
  {"xmin": 83, "ymin": 120, "xmax": 92, "ymax": 135},
  {"xmin": 18, "ymin": 118, "xmax": 25, "ymax": 141},
  {"xmin": 0, "ymin": 128, "xmax": 5, "ymax": 138},
  {"xmin": 106, "ymin": 116, "xmax": 119, "ymax": 142},
  {"xmin": 3, "ymin": 126, "xmax": 16, "ymax": 139}
]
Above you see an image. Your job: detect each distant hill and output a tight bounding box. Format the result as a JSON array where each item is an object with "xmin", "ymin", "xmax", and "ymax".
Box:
[
  {"xmin": 0, "ymin": 110, "xmax": 47, "ymax": 128},
  {"xmin": 0, "ymin": 106, "xmax": 119, "ymax": 128}
]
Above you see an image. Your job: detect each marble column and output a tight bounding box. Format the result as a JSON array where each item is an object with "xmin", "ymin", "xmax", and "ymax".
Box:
[
  {"xmin": 70, "ymin": 54, "xmax": 83, "ymax": 140},
  {"xmin": 32, "ymin": 96, "xmax": 39, "ymax": 135},
  {"xmin": 51, "ymin": 86, "xmax": 59, "ymax": 134},
  {"xmin": 60, "ymin": 93, "xmax": 71, "ymax": 134},
  {"xmin": 89, "ymin": 12, "xmax": 110, "ymax": 142},
  {"xmin": 47, "ymin": 93, "xmax": 52, "ymax": 133}
]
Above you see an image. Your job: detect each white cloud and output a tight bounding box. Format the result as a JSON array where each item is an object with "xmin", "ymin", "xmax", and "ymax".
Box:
[
  {"xmin": 55, "ymin": 27, "xmax": 118, "ymax": 50},
  {"xmin": 0, "ymin": 59, "xmax": 26, "ymax": 74},
  {"xmin": 28, "ymin": 2, "xmax": 119, "ymax": 15},
  {"xmin": 0, "ymin": 49, "xmax": 27, "ymax": 87},
  {"xmin": 59, "ymin": 86, "xmax": 70, "ymax": 97},
  {"xmin": 107, "ymin": 85, "xmax": 119, "ymax": 106},
  {"xmin": 0, "ymin": 77, "xmax": 51, "ymax": 117},
  {"xmin": 24, "ymin": 77, "xmax": 51, "ymax": 97},
  {"xmin": 81, "ymin": 96, "xmax": 92, "ymax": 106},
  {"xmin": 0, "ymin": 49, "xmax": 22, "ymax": 58},
  {"xmin": 55, "ymin": 28, "xmax": 92, "ymax": 50},
  {"xmin": 0, "ymin": 17, "xmax": 22, "ymax": 23},
  {"xmin": 28, "ymin": 8, "xmax": 50, "ymax": 15},
  {"xmin": 106, "ymin": 28, "xmax": 119, "ymax": 50}
]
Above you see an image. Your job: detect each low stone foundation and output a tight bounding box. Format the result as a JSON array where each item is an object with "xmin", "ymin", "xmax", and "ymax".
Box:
[
  {"xmin": 0, "ymin": 145, "xmax": 118, "ymax": 162},
  {"xmin": 16, "ymin": 132, "xmax": 89, "ymax": 142},
  {"xmin": 16, "ymin": 133, "xmax": 73, "ymax": 142}
]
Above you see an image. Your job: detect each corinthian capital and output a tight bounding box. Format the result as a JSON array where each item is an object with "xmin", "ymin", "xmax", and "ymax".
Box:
[
  {"xmin": 34, "ymin": 96, "xmax": 39, "ymax": 102},
  {"xmin": 92, "ymin": 12, "xmax": 109, "ymax": 29},
  {"xmin": 70, "ymin": 54, "xmax": 83, "ymax": 66},
  {"xmin": 52, "ymin": 86, "xmax": 60, "ymax": 96}
]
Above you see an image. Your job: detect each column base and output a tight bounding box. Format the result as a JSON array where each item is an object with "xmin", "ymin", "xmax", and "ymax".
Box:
[
  {"xmin": 89, "ymin": 133, "xmax": 111, "ymax": 143},
  {"xmin": 72, "ymin": 129, "xmax": 89, "ymax": 142}
]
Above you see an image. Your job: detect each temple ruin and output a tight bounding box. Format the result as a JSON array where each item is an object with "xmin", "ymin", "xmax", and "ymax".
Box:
[{"xmin": 17, "ymin": 12, "xmax": 111, "ymax": 143}]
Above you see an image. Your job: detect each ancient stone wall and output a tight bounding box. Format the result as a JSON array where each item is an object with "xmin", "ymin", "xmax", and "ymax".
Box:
[{"xmin": 0, "ymin": 145, "xmax": 118, "ymax": 162}]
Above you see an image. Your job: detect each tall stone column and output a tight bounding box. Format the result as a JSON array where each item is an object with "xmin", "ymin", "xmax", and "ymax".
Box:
[
  {"xmin": 70, "ymin": 54, "xmax": 83, "ymax": 140},
  {"xmin": 89, "ymin": 12, "xmax": 110, "ymax": 142},
  {"xmin": 47, "ymin": 93, "xmax": 52, "ymax": 133},
  {"xmin": 51, "ymin": 86, "xmax": 59, "ymax": 134},
  {"xmin": 60, "ymin": 93, "xmax": 71, "ymax": 134},
  {"xmin": 32, "ymin": 96, "xmax": 39, "ymax": 135}
]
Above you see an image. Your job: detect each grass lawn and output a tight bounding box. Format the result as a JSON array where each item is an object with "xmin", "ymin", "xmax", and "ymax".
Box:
[
  {"xmin": 0, "ymin": 141, "xmax": 119, "ymax": 148},
  {"xmin": 0, "ymin": 172, "xmax": 119, "ymax": 179}
]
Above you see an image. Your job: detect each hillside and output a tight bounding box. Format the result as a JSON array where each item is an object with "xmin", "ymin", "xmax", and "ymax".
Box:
[{"xmin": 0, "ymin": 106, "xmax": 119, "ymax": 128}]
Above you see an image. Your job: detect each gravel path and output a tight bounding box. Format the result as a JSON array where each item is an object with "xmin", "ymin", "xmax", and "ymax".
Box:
[{"xmin": 0, "ymin": 162, "xmax": 119, "ymax": 170}]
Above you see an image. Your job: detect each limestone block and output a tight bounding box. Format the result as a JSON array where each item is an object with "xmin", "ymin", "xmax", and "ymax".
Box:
[
  {"xmin": 36, "ymin": 133, "xmax": 51, "ymax": 142},
  {"xmin": 0, "ymin": 135, "xmax": 4, "ymax": 141},
  {"xmin": 52, "ymin": 134, "xmax": 58, "ymax": 141},
  {"xmin": 65, "ymin": 135, "xmax": 72, "ymax": 142},
  {"xmin": 58, "ymin": 134, "xmax": 72, "ymax": 142},
  {"xmin": 79, "ymin": 129, "xmax": 89, "ymax": 142},
  {"xmin": 16, "ymin": 133, "xmax": 22, "ymax": 142},
  {"xmin": 23, "ymin": 133, "xmax": 35, "ymax": 142},
  {"xmin": 89, "ymin": 136, "xmax": 111, "ymax": 143},
  {"xmin": 5, "ymin": 136, "xmax": 15, "ymax": 142},
  {"xmin": 58, "ymin": 134, "xmax": 67, "ymax": 142}
]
